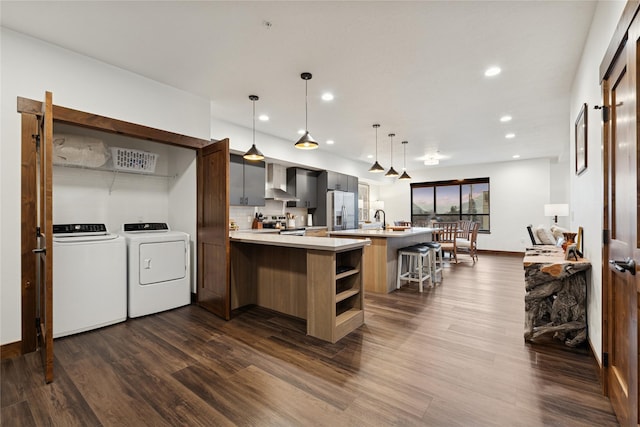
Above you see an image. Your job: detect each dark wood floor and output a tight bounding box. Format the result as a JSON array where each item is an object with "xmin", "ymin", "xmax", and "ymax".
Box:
[{"xmin": 2, "ymin": 253, "xmax": 618, "ymax": 426}]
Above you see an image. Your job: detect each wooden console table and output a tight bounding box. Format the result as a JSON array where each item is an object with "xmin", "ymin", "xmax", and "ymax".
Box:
[{"xmin": 523, "ymin": 246, "xmax": 591, "ymax": 347}]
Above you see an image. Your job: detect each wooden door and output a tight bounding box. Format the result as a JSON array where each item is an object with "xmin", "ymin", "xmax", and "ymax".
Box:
[
  {"xmin": 20, "ymin": 113, "xmax": 38, "ymax": 356},
  {"xmin": 602, "ymin": 25, "xmax": 639, "ymax": 426},
  {"xmin": 36, "ymin": 91, "xmax": 54, "ymax": 383},
  {"xmin": 197, "ymin": 139, "xmax": 230, "ymax": 319}
]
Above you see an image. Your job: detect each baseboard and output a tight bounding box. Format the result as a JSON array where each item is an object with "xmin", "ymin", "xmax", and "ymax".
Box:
[
  {"xmin": 1, "ymin": 340, "xmax": 23, "ymax": 360},
  {"xmin": 588, "ymin": 337, "xmax": 606, "ymax": 395},
  {"xmin": 477, "ymin": 249, "xmax": 524, "ymax": 257}
]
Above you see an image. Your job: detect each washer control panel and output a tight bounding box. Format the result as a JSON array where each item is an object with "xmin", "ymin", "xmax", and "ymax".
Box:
[{"xmin": 53, "ymin": 224, "xmax": 107, "ymax": 235}]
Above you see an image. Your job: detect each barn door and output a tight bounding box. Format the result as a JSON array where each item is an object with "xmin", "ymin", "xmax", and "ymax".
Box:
[
  {"xmin": 35, "ymin": 91, "xmax": 54, "ymax": 383},
  {"xmin": 197, "ymin": 139, "xmax": 230, "ymax": 319},
  {"xmin": 602, "ymin": 22, "xmax": 640, "ymax": 426}
]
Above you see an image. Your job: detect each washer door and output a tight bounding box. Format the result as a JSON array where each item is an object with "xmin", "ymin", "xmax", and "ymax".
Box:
[{"xmin": 139, "ymin": 240, "xmax": 186, "ymax": 285}]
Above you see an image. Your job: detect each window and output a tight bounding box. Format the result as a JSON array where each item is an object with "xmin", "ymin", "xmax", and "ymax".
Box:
[
  {"xmin": 411, "ymin": 178, "xmax": 490, "ymax": 231},
  {"xmin": 358, "ymin": 183, "xmax": 370, "ymax": 221}
]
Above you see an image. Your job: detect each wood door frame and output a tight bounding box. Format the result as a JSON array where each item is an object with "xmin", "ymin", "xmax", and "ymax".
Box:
[{"xmin": 14, "ymin": 96, "xmax": 210, "ymax": 359}]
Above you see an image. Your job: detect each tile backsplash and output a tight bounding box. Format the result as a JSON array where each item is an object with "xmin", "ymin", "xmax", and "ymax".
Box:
[{"xmin": 230, "ymin": 200, "xmax": 309, "ymax": 230}]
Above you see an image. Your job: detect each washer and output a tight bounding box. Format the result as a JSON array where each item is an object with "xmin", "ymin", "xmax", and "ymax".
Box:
[
  {"xmin": 120, "ymin": 223, "xmax": 190, "ymax": 318},
  {"xmin": 53, "ymin": 224, "xmax": 127, "ymax": 338}
]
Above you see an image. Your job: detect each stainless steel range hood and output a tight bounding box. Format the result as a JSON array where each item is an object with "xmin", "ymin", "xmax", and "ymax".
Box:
[{"xmin": 265, "ymin": 163, "xmax": 299, "ymax": 201}]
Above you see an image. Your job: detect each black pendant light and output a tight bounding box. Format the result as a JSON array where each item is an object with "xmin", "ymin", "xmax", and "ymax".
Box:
[
  {"xmin": 243, "ymin": 95, "xmax": 265, "ymax": 161},
  {"xmin": 399, "ymin": 140, "xmax": 412, "ymax": 180},
  {"xmin": 294, "ymin": 72, "xmax": 319, "ymax": 150},
  {"xmin": 368, "ymin": 124, "xmax": 385, "ymax": 173},
  {"xmin": 385, "ymin": 133, "xmax": 399, "ymax": 177}
]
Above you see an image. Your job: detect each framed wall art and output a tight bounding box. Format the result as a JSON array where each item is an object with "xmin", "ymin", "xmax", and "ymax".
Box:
[{"xmin": 575, "ymin": 103, "xmax": 587, "ymax": 175}]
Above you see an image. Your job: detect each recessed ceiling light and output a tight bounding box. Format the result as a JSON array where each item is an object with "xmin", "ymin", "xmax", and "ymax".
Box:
[
  {"xmin": 500, "ymin": 115, "xmax": 512, "ymax": 122},
  {"xmin": 321, "ymin": 93, "xmax": 334, "ymax": 101},
  {"xmin": 367, "ymin": 154, "xmax": 373, "ymax": 159},
  {"xmin": 484, "ymin": 66, "xmax": 501, "ymax": 77},
  {"xmin": 505, "ymin": 133, "xmax": 516, "ymax": 139},
  {"xmin": 326, "ymin": 139, "xmax": 334, "ymax": 145},
  {"xmin": 512, "ymin": 154, "xmax": 520, "ymax": 159},
  {"xmin": 258, "ymin": 114, "xmax": 269, "ymax": 121},
  {"xmin": 297, "ymin": 129, "xmax": 305, "ymax": 135}
]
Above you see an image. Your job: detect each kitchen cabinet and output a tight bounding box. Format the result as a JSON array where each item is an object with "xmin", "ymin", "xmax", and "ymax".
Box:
[
  {"xmin": 316, "ymin": 170, "xmax": 359, "ymax": 227},
  {"xmin": 230, "ymin": 154, "xmax": 265, "ymax": 206},
  {"xmin": 229, "ymin": 234, "xmax": 366, "ymax": 343},
  {"xmin": 347, "ymin": 175, "xmax": 358, "ymax": 193},
  {"xmin": 326, "ymin": 171, "xmax": 347, "ymax": 191},
  {"xmin": 324, "ymin": 171, "xmax": 359, "ymax": 192},
  {"xmin": 286, "ymin": 168, "xmax": 318, "ymax": 208},
  {"xmin": 305, "ymin": 227, "xmax": 328, "ymax": 237}
]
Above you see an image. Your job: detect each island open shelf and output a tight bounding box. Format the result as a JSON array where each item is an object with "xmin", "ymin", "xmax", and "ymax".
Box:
[
  {"xmin": 329, "ymin": 227, "xmax": 434, "ymax": 293},
  {"xmin": 229, "ymin": 232, "xmax": 369, "ymax": 343}
]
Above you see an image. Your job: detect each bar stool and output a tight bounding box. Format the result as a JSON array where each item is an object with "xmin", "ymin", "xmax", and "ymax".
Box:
[
  {"xmin": 422, "ymin": 241, "xmax": 444, "ymax": 284},
  {"xmin": 397, "ymin": 245, "xmax": 432, "ymax": 292}
]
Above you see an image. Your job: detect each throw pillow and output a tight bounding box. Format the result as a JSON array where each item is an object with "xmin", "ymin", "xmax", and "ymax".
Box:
[
  {"xmin": 550, "ymin": 225, "xmax": 568, "ymax": 241},
  {"xmin": 535, "ymin": 226, "xmax": 556, "ymax": 245}
]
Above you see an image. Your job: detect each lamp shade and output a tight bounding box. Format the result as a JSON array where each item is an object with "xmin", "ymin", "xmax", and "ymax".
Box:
[
  {"xmin": 544, "ymin": 204, "xmax": 569, "ymax": 217},
  {"xmin": 544, "ymin": 203, "xmax": 569, "ymax": 223}
]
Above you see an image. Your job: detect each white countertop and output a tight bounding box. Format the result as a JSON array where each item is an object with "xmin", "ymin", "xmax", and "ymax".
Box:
[
  {"xmin": 229, "ymin": 231, "xmax": 370, "ymax": 251},
  {"xmin": 328, "ymin": 227, "xmax": 435, "ymax": 238}
]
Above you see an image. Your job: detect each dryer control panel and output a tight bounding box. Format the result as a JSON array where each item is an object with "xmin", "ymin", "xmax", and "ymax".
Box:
[{"xmin": 123, "ymin": 223, "xmax": 169, "ymax": 232}]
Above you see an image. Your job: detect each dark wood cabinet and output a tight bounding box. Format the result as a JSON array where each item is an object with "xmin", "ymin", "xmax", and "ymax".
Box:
[
  {"xmin": 324, "ymin": 171, "xmax": 358, "ymax": 192},
  {"xmin": 347, "ymin": 175, "xmax": 358, "ymax": 193},
  {"xmin": 286, "ymin": 168, "xmax": 318, "ymax": 208},
  {"xmin": 315, "ymin": 171, "xmax": 359, "ymax": 227},
  {"xmin": 229, "ymin": 154, "xmax": 265, "ymax": 206},
  {"xmin": 326, "ymin": 171, "xmax": 348, "ymax": 191}
]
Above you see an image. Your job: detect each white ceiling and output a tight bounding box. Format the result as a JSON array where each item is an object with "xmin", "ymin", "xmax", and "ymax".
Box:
[{"xmin": 1, "ymin": 1, "xmax": 597, "ymax": 172}]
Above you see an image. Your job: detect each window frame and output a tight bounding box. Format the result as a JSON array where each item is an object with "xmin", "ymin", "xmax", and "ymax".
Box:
[
  {"xmin": 410, "ymin": 178, "xmax": 490, "ymax": 232},
  {"xmin": 358, "ymin": 182, "xmax": 370, "ymax": 222}
]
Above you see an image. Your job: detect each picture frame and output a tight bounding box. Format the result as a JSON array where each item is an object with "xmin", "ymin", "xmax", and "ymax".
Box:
[
  {"xmin": 575, "ymin": 103, "xmax": 587, "ymax": 175},
  {"xmin": 576, "ymin": 226, "xmax": 584, "ymax": 256}
]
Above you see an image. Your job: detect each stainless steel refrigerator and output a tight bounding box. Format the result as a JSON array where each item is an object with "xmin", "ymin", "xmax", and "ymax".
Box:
[{"xmin": 327, "ymin": 190, "xmax": 356, "ymax": 231}]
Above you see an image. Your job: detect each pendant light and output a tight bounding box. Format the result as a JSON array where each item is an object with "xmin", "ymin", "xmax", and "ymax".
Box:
[
  {"xmin": 243, "ymin": 95, "xmax": 265, "ymax": 161},
  {"xmin": 294, "ymin": 72, "xmax": 319, "ymax": 150},
  {"xmin": 399, "ymin": 140, "xmax": 412, "ymax": 180},
  {"xmin": 385, "ymin": 133, "xmax": 399, "ymax": 177},
  {"xmin": 368, "ymin": 124, "xmax": 385, "ymax": 173}
]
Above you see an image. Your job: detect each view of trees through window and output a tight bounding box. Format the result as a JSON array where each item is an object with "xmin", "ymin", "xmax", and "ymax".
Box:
[{"xmin": 411, "ymin": 178, "xmax": 490, "ymax": 231}]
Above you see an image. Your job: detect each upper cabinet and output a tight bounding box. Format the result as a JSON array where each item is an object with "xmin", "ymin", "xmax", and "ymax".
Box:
[
  {"xmin": 286, "ymin": 168, "xmax": 318, "ymax": 208},
  {"xmin": 326, "ymin": 171, "xmax": 347, "ymax": 191},
  {"xmin": 230, "ymin": 154, "xmax": 265, "ymax": 206},
  {"xmin": 320, "ymin": 171, "xmax": 358, "ymax": 193}
]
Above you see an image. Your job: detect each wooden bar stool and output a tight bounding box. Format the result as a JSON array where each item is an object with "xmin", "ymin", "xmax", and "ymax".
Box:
[{"xmin": 397, "ymin": 245, "xmax": 432, "ymax": 292}]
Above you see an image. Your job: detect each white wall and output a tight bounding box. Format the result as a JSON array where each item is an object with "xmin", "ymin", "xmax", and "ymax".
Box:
[
  {"xmin": 378, "ymin": 158, "xmax": 555, "ymax": 253},
  {"xmin": 569, "ymin": 0, "xmax": 626, "ymax": 364},
  {"xmin": 1, "ymin": 29, "xmax": 210, "ymax": 345}
]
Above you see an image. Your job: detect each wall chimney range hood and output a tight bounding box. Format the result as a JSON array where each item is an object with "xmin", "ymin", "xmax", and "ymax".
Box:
[{"xmin": 265, "ymin": 163, "xmax": 299, "ymax": 201}]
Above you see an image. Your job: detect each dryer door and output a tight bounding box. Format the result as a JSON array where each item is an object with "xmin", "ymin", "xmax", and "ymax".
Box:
[{"xmin": 139, "ymin": 240, "xmax": 187, "ymax": 285}]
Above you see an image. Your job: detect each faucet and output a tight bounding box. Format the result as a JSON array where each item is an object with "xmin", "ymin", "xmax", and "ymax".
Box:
[{"xmin": 374, "ymin": 209, "xmax": 386, "ymax": 230}]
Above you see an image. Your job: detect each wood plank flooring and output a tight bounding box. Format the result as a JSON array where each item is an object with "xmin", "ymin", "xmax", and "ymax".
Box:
[{"xmin": 2, "ymin": 254, "xmax": 618, "ymax": 426}]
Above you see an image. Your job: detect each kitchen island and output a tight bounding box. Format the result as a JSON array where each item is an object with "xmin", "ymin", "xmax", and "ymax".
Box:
[
  {"xmin": 229, "ymin": 232, "xmax": 370, "ymax": 343},
  {"xmin": 328, "ymin": 227, "xmax": 435, "ymax": 293}
]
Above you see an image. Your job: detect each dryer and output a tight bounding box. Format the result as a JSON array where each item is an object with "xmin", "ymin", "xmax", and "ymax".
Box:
[{"xmin": 120, "ymin": 223, "xmax": 190, "ymax": 318}]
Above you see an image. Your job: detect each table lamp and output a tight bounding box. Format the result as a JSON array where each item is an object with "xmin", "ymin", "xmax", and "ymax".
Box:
[{"xmin": 544, "ymin": 203, "xmax": 569, "ymax": 224}]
